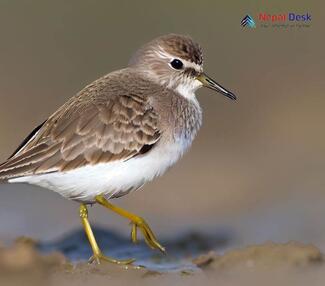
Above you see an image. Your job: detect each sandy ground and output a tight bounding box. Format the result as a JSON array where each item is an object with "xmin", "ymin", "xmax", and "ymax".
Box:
[{"xmin": 1, "ymin": 239, "xmax": 325, "ymax": 286}]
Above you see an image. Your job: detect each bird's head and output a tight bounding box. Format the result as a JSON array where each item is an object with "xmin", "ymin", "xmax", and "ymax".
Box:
[{"xmin": 129, "ymin": 34, "xmax": 236, "ymax": 101}]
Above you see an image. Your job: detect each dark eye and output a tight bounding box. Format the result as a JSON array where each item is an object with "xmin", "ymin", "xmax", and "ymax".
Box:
[{"xmin": 170, "ymin": 59, "xmax": 183, "ymax": 70}]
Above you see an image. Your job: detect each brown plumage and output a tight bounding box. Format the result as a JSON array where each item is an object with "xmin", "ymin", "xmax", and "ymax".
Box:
[
  {"xmin": 129, "ymin": 34, "xmax": 203, "ymax": 66},
  {"xmin": 0, "ymin": 70, "xmax": 162, "ymax": 179}
]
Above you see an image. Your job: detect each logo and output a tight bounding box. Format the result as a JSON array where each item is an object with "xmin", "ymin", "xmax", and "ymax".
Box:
[
  {"xmin": 241, "ymin": 12, "xmax": 311, "ymax": 29},
  {"xmin": 259, "ymin": 12, "xmax": 312, "ymax": 22},
  {"xmin": 241, "ymin": 15, "xmax": 256, "ymax": 28}
]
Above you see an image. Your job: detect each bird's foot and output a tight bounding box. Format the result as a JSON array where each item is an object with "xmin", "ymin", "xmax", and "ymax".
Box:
[
  {"xmin": 130, "ymin": 217, "xmax": 165, "ymax": 253},
  {"xmin": 94, "ymin": 195, "xmax": 166, "ymax": 254},
  {"xmin": 88, "ymin": 252, "xmax": 135, "ymax": 265}
]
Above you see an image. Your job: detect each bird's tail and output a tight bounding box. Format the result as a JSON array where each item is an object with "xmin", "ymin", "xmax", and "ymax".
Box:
[
  {"xmin": 0, "ymin": 159, "xmax": 31, "ymax": 182},
  {"xmin": 0, "ymin": 162, "xmax": 29, "ymax": 182},
  {"xmin": 0, "ymin": 161, "xmax": 10, "ymax": 182}
]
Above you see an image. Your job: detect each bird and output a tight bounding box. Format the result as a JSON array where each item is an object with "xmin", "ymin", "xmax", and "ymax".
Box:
[{"xmin": 0, "ymin": 34, "xmax": 236, "ymax": 265}]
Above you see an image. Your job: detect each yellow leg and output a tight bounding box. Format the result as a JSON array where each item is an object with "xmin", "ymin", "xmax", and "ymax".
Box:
[
  {"xmin": 79, "ymin": 204, "xmax": 135, "ymax": 265},
  {"xmin": 95, "ymin": 195, "xmax": 165, "ymax": 253}
]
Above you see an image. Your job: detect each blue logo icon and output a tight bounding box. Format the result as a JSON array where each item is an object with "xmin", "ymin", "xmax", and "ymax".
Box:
[{"xmin": 241, "ymin": 15, "xmax": 256, "ymax": 28}]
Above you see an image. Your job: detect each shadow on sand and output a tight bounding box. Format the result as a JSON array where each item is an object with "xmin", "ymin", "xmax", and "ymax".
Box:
[{"xmin": 38, "ymin": 226, "xmax": 234, "ymax": 271}]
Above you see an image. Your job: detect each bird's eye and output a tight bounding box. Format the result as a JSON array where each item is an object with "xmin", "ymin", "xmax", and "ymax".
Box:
[{"xmin": 170, "ymin": 59, "xmax": 184, "ymax": 70}]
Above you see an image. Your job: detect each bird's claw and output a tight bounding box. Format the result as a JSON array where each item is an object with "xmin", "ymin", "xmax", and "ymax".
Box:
[
  {"xmin": 130, "ymin": 217, "xmax": 166, "ymax": 253},
  {"xmin": 88, "ymin": 252, "xmax": 135, "ymax": 265}
]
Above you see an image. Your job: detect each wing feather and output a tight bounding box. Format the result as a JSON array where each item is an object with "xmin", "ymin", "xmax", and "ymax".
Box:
[{"xmin": 0, "ymin": 79, "xmax": 161, "ymax": 180}]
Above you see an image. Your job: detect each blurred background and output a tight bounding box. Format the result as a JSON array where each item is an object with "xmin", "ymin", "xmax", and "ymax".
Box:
[{"xmin": 0, "ymin": 0, "xmax": 324, "ymax": 255}]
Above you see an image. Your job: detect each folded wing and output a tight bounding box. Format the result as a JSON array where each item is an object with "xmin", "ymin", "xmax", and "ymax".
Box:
[{"xmin": 0, "ymin": 88, "xmax": 160, "ymax": 180}]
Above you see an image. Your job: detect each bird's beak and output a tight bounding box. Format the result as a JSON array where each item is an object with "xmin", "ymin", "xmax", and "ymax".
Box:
[{"xmin": 197, "ymin": 73, "xmax": 237, "ymax": 100}]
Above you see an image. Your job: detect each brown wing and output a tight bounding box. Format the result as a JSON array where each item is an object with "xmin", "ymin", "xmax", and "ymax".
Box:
[{"xmin": 0, "ymin": 81, "xmax": 160, "ymax": 180}]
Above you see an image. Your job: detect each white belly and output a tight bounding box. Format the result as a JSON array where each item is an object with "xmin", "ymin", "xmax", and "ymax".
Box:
[{"xmin": 9, "ymin": 137, "xmax": 192, "ymax": 203}]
